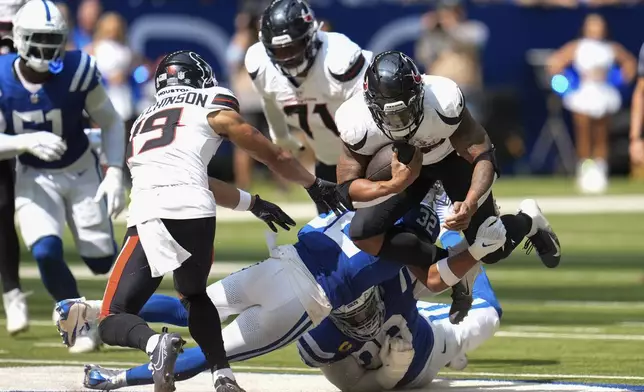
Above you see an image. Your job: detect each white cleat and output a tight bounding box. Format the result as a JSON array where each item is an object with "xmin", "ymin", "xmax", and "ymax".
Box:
[
  {"xmin": 518, "ymin": 199, "xmax": 561, "ymax": 268},
  {"xmin": 69, "ymin": 324, "xmax": 101, "ymax": 354},
  {"xmin": 3, "ymin": 289, "xmax": 29, "ymax": 335}
]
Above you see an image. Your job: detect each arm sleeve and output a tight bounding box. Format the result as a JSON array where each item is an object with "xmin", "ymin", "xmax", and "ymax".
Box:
[{"xmin": 84, "ymin": 83, "xmax": 126, "ymax": 168}]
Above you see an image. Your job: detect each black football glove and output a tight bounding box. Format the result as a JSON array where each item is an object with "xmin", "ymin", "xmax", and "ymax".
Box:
[
  {"xmin": 305, "ymin": 178, "xmax": 348, "ymax": 216},
  {"xmin": 250, "ymin": 195, "xmax": 296, "ymax": 233}
]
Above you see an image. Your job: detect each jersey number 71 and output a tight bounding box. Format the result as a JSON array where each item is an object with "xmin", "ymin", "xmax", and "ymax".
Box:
[{"xmin": 126, "ymin": 108, "xmax": 183, "ymax": 159}]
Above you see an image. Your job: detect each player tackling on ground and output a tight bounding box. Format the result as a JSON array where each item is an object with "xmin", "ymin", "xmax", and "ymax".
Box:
[
  {"xmin": 246, "ymin": 0, "xmax": 371, "ymax": 213},
  {"xmin": 334, "ymin": 51, "xmax": 562, "ymax": 323},
  {"xmin": 93, "ymin": 50, "xmax": 345, "ymax": 392}
]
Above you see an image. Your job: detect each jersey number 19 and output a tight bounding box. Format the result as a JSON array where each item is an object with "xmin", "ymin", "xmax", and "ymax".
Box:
[{"xmin": 127, "ymin": 108, "xmax": 183, "ymax": 159}]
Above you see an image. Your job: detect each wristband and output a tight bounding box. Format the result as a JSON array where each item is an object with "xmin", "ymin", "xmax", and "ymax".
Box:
[
  {"xmin": 234, "ymin": 190, "xmax": 252, "ymax": 211},
  {"xmin": 436, "ymin": 257, "xmax": 460, "ymax": 287}
]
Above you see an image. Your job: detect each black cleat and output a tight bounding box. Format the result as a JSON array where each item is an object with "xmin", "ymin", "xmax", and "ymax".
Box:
[
  {"xmin": 519, "ymin": 199, "xmax": 561, "ymax": 268},
  {"xmin": 449, "ymin": 282, "xmax": 473, "ymax": 325},
  {"xmin": 449, "ymin": 264, "xmax": 480, "ymax": 325},
  {"xmin": 215, "ymin": 376, "xmax": 247, "ymax": 392},
  {"xmin": 150, "ymin": 327, "xmax": 185, "ymax": 392}
]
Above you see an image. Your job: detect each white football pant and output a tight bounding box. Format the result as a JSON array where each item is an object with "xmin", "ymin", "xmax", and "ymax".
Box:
[{"xmin": 14, "ymin": 147, "xmax": 115, "ymax": 257}]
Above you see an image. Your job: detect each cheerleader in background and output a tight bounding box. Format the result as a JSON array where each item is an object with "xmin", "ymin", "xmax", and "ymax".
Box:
[{"xmin": 548, "ymin": 13, "xmax": 636, "ymax": 194}]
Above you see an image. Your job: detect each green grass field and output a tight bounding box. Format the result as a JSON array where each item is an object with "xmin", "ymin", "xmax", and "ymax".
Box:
[{"xmin": 2, "ymin": 178, "xmax": 644, "ymax": 387}]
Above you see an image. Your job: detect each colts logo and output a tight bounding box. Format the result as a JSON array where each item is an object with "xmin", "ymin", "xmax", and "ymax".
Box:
[{"xmin": 339, "ymin": 341, "xmax": 353, "ymax": 353}]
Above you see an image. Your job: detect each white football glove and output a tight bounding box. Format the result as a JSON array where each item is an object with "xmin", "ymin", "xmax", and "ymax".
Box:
[
  {"xmin": 274, "ymin": 135, "xmax": 305, "ymax": 155},
  {"xmin": 93, "ymin": 166, "xmax": 126, "ymax": 218},
  {"xmin": 375, "ymin": 335, "xmax": 415, "ymax": 389},
  {"xmin": 16, "ymin": 132, "xmax": 67, "ymax": 161},
  {"xmin": 468, "ymin": 216, "xmax": 507, "ymax": 260}
]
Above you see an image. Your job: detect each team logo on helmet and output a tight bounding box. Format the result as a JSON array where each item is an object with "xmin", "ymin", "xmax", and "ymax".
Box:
[
  {"xmin": 411, "ymin": 70, "xmax": 422, "ymax": 84},
  {"xmin": 363, "ymin": 77, "xmax": 368, "ymax": 91}
]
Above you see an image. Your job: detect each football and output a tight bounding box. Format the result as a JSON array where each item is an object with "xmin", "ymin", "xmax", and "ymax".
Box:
[{"xmin": 365, "ymin": 142, "xmax": 416, "ymax": 181}]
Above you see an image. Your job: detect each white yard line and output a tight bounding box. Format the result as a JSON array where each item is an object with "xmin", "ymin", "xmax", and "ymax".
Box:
[
  {"xmin": 495, "ymin": 331, "xmax": 644, "ymax": 341},
  {"xmin": 0, "ymin": 365, "xmax": 638, "ymax": 391}
]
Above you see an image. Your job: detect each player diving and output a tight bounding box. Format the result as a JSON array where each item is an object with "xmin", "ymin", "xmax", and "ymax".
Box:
[
  {"xmin": 56, "ymin": 174, "xmax": 553, "ymax": 391},
  {"xmin": 0, "ymin": 0, "xmax": 125, "ymax": 352}
]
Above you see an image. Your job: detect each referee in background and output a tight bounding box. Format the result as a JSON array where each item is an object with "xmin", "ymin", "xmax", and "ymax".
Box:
[{"xmin": 0, "ymin": 0, "xmax": 28, "ymax": 336}]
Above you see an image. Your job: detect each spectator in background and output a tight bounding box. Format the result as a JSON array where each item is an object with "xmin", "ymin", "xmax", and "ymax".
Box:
[
  {"xmin": 629, "ymin": 42, "xmax": 644, "ymax": 176},
  {"xmin": 72, "ymin": 0, "xmax": 101, "ymax": 51},
  {"xmin": 84, "ymin": 12, "xmax": 136, "ymax": 124},
  {"xmin": 415, "ymin": 0, "xmax": 488, "ymax": 120},
  {"xmin": 547, "ymin": 13, "xmax": 636, "ymax": 193}
]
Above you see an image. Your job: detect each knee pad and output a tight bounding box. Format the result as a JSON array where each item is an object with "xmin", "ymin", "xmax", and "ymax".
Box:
[
  {"xmin": 82, "ymin": 255, "xmax": 115, "ymax": 275},
  {"xmin": 31, "ymin": 235, "xmax": 63, "ymax": 264}
]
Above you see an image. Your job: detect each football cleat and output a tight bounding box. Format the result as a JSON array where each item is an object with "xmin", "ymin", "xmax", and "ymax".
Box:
[
  {"xmin": 448, "ymin": 264, "xmax": 480, "ymax": 325},
  {"xmin": 149, "ymin": 327, "xmax": 185, "ymax": 392},
  {"xmin": 519, "ymin": 199, "xmax": 561, "ymax": 268},
  {"xmin": 69, "ymin": 322, "xmax": 101, "ymax": 354},
  {"xmin": 3, "ymin": 289, "xmax": 30, "ymax": 335},
  {"xmin": 215, "ymin": 376, "xmax": 247, "ymax": 392},
  {"xmin": 83, "ymin": 364, "xmax": 127, "ymax": 390},
  {"xmin": 55, "ymin": 297, "xmax": 90, "ymax": 347}
]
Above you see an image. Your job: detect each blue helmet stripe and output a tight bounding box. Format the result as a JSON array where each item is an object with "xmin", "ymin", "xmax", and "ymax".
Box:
[{"xmin": 41, "ymin": 0, "xmax": 51, "ymax": 22}]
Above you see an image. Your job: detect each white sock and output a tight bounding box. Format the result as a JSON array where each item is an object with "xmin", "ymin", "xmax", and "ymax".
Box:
[
  {"xmin": 213, "ymin": 367, "xmax": 235, "ymax": 381},
  {"xmin": 145, "ymin": 334, "xmax": 160, "ymax": 355}
]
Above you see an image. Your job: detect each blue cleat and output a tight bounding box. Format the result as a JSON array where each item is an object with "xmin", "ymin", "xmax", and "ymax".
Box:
[
  {"xmin": 54, "ymin": 297, "xmax": 90, "ymax": 347},
  {"xmin": 83, "ymin": 364, "xmax": 127, "ymax": 390}
]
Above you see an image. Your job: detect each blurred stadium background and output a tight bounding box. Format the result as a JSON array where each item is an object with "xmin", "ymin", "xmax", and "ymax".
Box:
[{"xmin": 3, "ymin": 0, "xmax": 644, "ymax": 390}]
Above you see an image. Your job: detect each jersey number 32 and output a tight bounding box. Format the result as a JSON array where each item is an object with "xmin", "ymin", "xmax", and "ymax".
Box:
[{"xmin": 126, "ymin": 108, "xmax": 183, "ymax": 159}]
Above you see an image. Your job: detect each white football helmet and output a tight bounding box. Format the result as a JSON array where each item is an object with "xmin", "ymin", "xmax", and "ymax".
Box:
[{"xmin": 12, "ymin": 0, "xmax": 67, "ymax": 74}]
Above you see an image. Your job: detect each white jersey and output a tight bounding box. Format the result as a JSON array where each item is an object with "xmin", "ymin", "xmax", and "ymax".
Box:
[
  {"xmin": 245, "ymin": 31, "xmax": 372, "ymax": 165},
  {"xmin": 126, "ymin": 85, "xmax": 239, "ymax": 226},
  {"xmin": 336, "ymin": 75, "xmax": 464, "ymax": 165}
]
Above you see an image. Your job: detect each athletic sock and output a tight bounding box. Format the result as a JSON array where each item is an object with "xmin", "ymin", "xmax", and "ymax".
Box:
[
  {"xmin": 213, "ymin": 367, "xmax": 235, "ymax": 381},
  {"xmin": 145, "ymin": 334, "xmax": 160, "ymax": 355}
]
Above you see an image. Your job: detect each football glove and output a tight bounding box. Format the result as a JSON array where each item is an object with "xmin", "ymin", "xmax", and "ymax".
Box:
[
  {"xmin": 93, "ymin": 167, "xmax": 126, "ymax": 218},
  {"xmin": 468, "ymin": 216, "xmax": 507, "ymax": 261},
  {"xmin": 250, "ymin": 195, "xmax": 296, "ymax": 232},
  {"xmin": 306, "ymin": 178, "xmax": 348, "ymax": 216},
  {"xmin": 16, "ymin": 131, "xmax": 67, "ymax": 161}
]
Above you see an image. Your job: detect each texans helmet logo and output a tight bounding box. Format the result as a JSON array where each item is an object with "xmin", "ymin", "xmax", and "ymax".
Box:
[
  {"xmin": 301, "ymin": 9, "xmax": 313, "ymax": 22},
  {"xmin": 363, "ymin": 78, "xmax": 368, "ymax": 91},
  {"xmin": 411, "ymin": 71, "xmax": 422, "ymax": 84}
]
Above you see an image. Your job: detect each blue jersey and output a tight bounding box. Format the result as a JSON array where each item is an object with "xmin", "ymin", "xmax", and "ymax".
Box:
[
  {"xmin": 297, "ymin": 267, "xmax": 434, "ymax": 388},
  {"xmin": 0, "ymin": 51, "xmax": 100, "ymax": 168},
  {"xmin": 294, "ymin": 204, "xmax": 440, "ymax": 309}
]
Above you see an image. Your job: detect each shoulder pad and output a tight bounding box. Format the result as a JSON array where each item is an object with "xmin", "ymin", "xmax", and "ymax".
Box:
[
  {"xmin": 336, "ymin": 96, "xmax": 387, "ymax": 156},
  {"xmin": 245, "ymin": 42, "xmax": 269, "ymax": 82},
  {"xmin": 203, "ymin": 86, "xmax": 240, "ymax": 113},
  {"xmin": 423, "ymin": 75, "xmax": 464, "ymax": 126},
  {"xmin": 325, "ymin": 32, "xmax": 366, "ymax": 83},
  {"xmin": 65, "ymin": 50, "xmax": 101, "ymax": 93}
]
